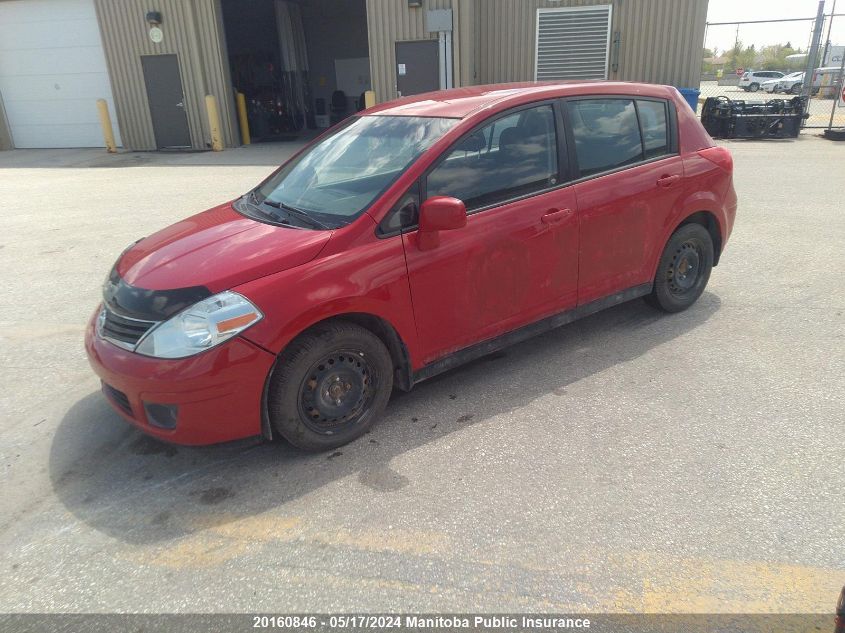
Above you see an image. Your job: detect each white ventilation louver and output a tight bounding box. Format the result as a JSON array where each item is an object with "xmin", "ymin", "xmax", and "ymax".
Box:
[{"xmin": 535, "ymin": 6, "xmax": 613, "ymax": 81}]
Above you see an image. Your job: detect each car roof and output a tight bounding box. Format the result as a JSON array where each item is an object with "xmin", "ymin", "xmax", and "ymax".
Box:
[{"xmin": 364, "ymin": 81, "xmax": 679, "ymax": 119}]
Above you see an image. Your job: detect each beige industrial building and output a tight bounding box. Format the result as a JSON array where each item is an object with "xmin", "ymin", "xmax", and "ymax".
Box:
[{"xmin": 0, "ymin": 0, "xmax": 708, "ymax": 151}]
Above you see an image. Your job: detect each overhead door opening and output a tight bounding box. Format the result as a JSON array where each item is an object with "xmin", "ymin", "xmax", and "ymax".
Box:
[
  {"xmin": 535, "ymin": 5, "xmax": 612, "ymax": 81},
  {"xmin": 221, "ymin": 0, "xmax": 370, "ymax": 143},
  {"xmin": 0, "ymin": 0, "xmax": 121, "ymax": 148}
]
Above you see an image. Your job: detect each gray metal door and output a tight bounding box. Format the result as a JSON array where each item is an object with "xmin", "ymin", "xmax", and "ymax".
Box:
[
  {"xmin": 141, "ymin": 54, "xmax": 191, "ymax": 148},
  {"xmin": 395, "ymin": 40, "xmax": 440, "ymax": 97}
]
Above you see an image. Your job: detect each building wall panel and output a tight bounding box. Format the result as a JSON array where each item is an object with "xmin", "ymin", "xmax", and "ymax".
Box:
[
  {"xmin": 93, "ymin": 0, "xmax": 237, "ymax": 150},
  {"xmin": 366, "ymin": 0, "xmax": 452, "ymax": 103},
  {"xmin": 0, "ymin": 97, "xmax": 14, "ymax": 151},
  {"xmin": 474, "ymin": 0, "xmax": 707, "ymax": 89}
]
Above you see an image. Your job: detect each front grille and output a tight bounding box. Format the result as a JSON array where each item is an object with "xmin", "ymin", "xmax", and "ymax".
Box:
[
  {"xmin": 103, "ymin": 382, "xmax": 133, "ymax": 416},
  {"xmin": 101, "ymin": 308, "xmax": 157, "ymax": 348}
]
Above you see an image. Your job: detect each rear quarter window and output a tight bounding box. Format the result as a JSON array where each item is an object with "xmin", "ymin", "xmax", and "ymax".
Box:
[{"xmin": 636, "ymin": 100, "xmax": 669, "ymax": 159}]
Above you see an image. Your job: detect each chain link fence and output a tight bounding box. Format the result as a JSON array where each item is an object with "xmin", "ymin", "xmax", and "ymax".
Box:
[{"xmin": 699, "ymin": 11, "xmax": 845, "ymax": 131}]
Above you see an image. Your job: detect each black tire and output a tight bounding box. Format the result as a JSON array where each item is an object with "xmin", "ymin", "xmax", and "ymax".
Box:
[
  {"xmin": 646, "ymin": 223, "xmax": 714, "ymax": 313},
  {"xmin": 790, "ymin": 83, "xmax": 802, "ymax": 94},
  {"xmin": 268, "ymin": 320, "xmax": 393, "ymax": 451},
  {"xmin": 749, "ymin": 82, "xmax": 760, "ymax": 92}
]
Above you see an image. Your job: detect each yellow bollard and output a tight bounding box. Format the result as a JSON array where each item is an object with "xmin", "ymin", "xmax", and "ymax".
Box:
[
  {"xmin": 236, "ymin": 92, "xmax": 250, "ymax": 145},
  {"xmin": 205, "ymin": 95, "xmax": 223, "ymax": 151},
  {"xmin": 364, "ymin": 90, "xmax": 376, "ymax": 109},
  {"xmin": 96, "ymin": 98, "xmax": 116, "ymax": 153}
]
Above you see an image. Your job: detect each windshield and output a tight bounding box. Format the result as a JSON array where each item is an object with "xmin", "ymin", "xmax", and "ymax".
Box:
[{"xmin": 254, "ymin": 115, "xmax": 458, "ymax": 227}]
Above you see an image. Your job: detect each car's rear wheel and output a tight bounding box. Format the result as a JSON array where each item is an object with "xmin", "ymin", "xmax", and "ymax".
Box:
[
  {"xmin": 749, "ymin": 82, "xmax": 760, "ymax": 92},
  {"xmin": 647, "ymin": 223, "xmax": 714, "ymax": 313},
  {"xmin": 268, "ymin": 320, "xmax": 393, "ymax": 451}
]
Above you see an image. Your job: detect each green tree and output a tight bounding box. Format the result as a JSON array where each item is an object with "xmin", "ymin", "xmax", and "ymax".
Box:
[
  {"xmin": 759, "ymin": 43, "xmax": 799, "ymax": 70},
  {"xmin": 702, "ymin": 47, "xmax": 716, "ymax": 73},
  {"xmin": 726, "ymin": 42, "xmax": 757, "ymax": 71}
]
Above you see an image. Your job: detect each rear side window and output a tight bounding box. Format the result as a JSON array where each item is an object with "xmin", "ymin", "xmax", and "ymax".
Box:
[
  {"xmin": 566, "ymin": 98, "xmax": 674, "ymax": 176},
  {"xmin": 426, "ymin": 104, "xmax": 559, "ymax": 211},
  {"xmin": 637, "ymin": 100, "xmax": 668, "ymax": 159},
  {"xmin": 566, "ymin": 99, "xmax": 643, "ymax": 176}
]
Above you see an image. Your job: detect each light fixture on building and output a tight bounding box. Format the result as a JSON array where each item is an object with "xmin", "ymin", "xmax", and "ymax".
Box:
[
  {"xmin": 146, "ymin": 11, "xmax": 163, "ymax": 43},
  {"xmin": 408, "ymin": 0, "xmax": 422, "ymax": 7}
]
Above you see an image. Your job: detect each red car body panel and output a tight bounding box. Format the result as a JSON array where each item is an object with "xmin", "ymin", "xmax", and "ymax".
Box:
[
  {"xmin": 85, "ymin": 81, "xmax": 736, "ymax": 445},
  {"xmin": 85, "ymin": 311, "xmax": 275, "ymax": 444},
  {"xmin": 236, "ymin": 220, "xmax": 421, "ymax": 366},
  {"xmin": 401, "ymin": 187, "xmax": 579, "ymax": 365},
  {"xmin": 117, "ymin": 203, "xmax": 331, "ymax": 292},
  {"xmin": 574, "ymin": 155, "xmax": 686, "ymax": 304}
]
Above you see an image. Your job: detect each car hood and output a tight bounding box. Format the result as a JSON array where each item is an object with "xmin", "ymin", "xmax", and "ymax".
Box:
[{"xmin": 116, "ymin": 202, "xmax": 332, "ymax": 292}]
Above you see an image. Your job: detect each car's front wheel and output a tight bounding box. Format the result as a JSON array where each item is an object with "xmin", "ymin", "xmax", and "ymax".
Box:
[
  {"xmin": 268, "ymin": 320, "xmax": 393, "ymax": 451},
  {"xmin": 647, "ymin": 223, "xmax": 714, "ymax": 313},
  {"xmin": 749, "ymin": 82, "xmax": 760, "ymax": 92},
  {"xmin": 790, "ymin": 83, "xmax": 802, "ymax": 94}
]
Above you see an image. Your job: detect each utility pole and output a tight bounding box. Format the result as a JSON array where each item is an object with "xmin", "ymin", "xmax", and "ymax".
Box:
[
  {"xmin": 802, "ymin": 1, "xmax": 826, "ymax": 98},
  {"xmin": 822, "ymin": 0, "xmax": 837, "ymax": 65}
]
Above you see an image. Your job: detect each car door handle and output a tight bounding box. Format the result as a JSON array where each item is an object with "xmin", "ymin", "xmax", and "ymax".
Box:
[
  {"xmin": 657, "ymin": 174, "xmax": 681, "ymax": 187},
  {"xmin": 541, "ymin": 208, "xmax": 572, "ymax": 224}
]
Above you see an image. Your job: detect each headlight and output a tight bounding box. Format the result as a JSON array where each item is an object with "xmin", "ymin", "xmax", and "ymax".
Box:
[{"xmin": 135, "ymin": 291, "xmax": 262, "ymax": 359}]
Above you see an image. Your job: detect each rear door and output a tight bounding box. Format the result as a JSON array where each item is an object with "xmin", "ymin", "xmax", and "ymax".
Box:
[
  {"xmin": 564, "ymin": 96, "xmax": 685, "ymax": 304},
  {"xmin": 400, "ymin": 103, "xmax": 579, "ymax": 364}
]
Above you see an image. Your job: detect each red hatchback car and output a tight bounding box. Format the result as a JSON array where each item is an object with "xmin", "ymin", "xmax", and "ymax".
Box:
[{"xmin": 86, "ymin": 82, "xmax": 736, "ymax": 451}]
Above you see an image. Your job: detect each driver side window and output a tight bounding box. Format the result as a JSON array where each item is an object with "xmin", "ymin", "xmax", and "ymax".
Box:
[{"xmin": 426, "ymin": 104, "xmax": 560, "ymax": 212}]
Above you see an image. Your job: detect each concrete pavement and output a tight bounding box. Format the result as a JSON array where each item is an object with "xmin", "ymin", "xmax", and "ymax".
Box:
[{"xmin": 0, "ymin": 135, "xmax": 843, "ymax": 613}]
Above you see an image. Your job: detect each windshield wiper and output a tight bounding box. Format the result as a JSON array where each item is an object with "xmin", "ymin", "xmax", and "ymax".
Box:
[
  {"xmin": 240, "ymin": 192, "xmax": 293, "ymax": 226},
  {"xmin": 262, "ymin": 199, "xmax": 331, "ymax": 230}
]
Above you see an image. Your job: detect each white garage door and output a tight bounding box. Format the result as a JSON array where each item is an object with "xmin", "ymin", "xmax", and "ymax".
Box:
[{"xmin": 0, "ymin": 0, "xmax": 121, "ymax": 148}]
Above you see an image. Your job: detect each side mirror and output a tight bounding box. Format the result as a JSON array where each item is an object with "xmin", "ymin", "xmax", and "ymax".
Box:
[{"xmin": 418, "ymin": 196, "xmax": 466, "ymax": 250}]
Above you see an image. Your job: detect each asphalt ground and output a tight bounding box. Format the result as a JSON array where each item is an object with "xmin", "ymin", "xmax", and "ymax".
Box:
[{"xmin": 0, "ymin": 134, "xmax": 843, "ymax": 614}]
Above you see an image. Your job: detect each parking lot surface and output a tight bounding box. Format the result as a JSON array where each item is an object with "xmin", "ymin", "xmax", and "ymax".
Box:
[{"xmin": 0, "ymin": 135, "xmax": 843, "ymax": 613}]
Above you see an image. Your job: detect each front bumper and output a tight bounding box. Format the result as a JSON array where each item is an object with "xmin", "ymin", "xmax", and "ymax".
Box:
[{"xmin": 84, "ymin": 309, "xmax": 276, "ymax": 445}]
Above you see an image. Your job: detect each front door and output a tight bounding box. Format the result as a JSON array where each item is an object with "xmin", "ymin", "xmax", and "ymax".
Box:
[
  {"xmin": 141, "ymin": 54, "xmax": 191, "ymax": 149},
  {"xmin": 395, "ymin": 40, "xmax": 440, "ymax": 97},
  {"xmin": 402, "ymin": 103, "xmax": 579, "ymax": 365}
]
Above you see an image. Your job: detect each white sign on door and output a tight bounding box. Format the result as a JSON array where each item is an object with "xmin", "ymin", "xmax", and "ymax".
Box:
[{"xmin": 398, "ymin": 64, "xmax": 407, "ymax": 76}]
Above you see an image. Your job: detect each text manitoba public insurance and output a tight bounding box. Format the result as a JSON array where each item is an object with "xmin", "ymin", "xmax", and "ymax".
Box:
[{"xmin": 405, "ymin": 616, "xmax": 590, "ymax": 628}]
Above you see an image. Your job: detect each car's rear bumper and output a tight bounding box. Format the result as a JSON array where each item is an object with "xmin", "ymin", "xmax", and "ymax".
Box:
[{"xmin": 84, "ymin": 308, "xmax": 276, "ymax": 445}]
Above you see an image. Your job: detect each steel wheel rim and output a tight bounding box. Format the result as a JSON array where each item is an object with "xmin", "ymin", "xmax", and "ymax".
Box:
[
  {"xmin": 298, "ymin": 349, "xmax": 376, "ymax": 435},
  {"xmin": 667, "ymin": 240, "xmax": 702, "ymax": 295}
]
